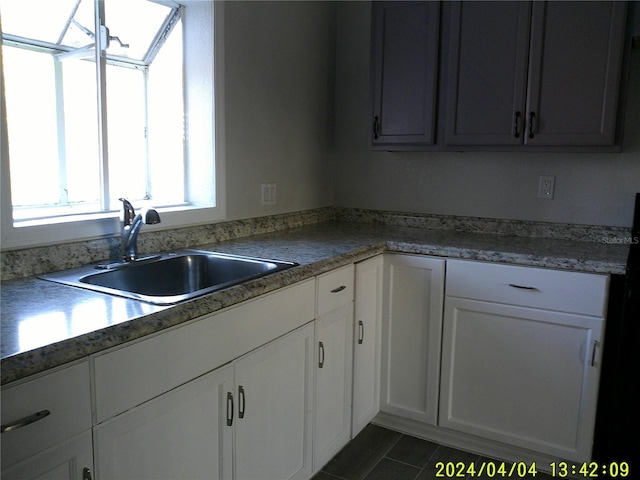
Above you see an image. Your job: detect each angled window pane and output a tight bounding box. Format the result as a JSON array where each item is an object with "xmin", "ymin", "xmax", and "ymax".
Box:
[
  {"xmin": 104, "ymin": 0, "xmax": 176, "ymax": 62},
  {"xmin": 56, "ymin": 0, "xmax": 96, "ymax": 49},
  {"xmin": 1, "ymin": 0, "xmax": 78, "ymax": 44},
  {"xmin": 0, "ymin": 0, "xmax": 95, "ymax": 48}
]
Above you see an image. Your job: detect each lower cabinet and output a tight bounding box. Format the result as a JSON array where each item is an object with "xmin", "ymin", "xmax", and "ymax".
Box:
[
  {"xmin": 94, "ymin": 322, "xmax": 315, "ymax": 480},
  {"xmin": 93, "ymin": 366, "xmax": 234, "ymax": 480},
  {"xmin": 377, "ymin": 256, "xmax": 609, "ymax": 465},
  {"xmin": 380, "ymin": 254, "xmax": 445, "ymax": 425},
  {"xmin": 439, "ymin": 260, "xmax": 608, "ymax": 462},
  {"xmin": 313, "ymin": 265, "xmax": 355, "ymax": 471},
  {"xmin": 352, "ymin": 255, "xmax": 384, "ymax": 437}
]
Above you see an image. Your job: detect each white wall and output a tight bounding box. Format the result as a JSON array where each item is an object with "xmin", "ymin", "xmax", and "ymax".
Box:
[
  {"xmin": 332, "ymin": 2, "xmax": 640, "ymax": 228},
  {"xmin": 224, "ymin": 1, "xmax": 336, "ymax": 220}
]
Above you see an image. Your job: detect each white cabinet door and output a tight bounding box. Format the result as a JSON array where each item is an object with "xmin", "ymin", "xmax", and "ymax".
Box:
[
  {"xmin": 381, "ymin": 254, "xmax": 445, "ymax": 425},
  {"xmin": 352, "ymin": 255, "xmax": 383, "ymax": 436},
  {"xmin": 93, "ymin": 365, "xmax": 233, "ymax": 480},
  {"xmin": 234, "ymin": 323, "xmax": 314, "ymax": 480},
  {"xmin": 314, "ymin": 303, "xmax": 354, "ymax": 470},
  {"xmin": 439, "ymin": 297, "xmax": 604, "ymax": 462},
  {"xmin": 1, "ymin": 432, "xmax": 93, "ymax": 480}
]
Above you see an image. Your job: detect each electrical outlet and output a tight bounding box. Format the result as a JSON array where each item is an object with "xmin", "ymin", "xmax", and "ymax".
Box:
[
  {"xmin": 261, "ymin": 183, "xmax": 276, "ymax": 206},
  {"xmin": 538, "ymin": 175, "xmax": 555, "ymax": 199}
]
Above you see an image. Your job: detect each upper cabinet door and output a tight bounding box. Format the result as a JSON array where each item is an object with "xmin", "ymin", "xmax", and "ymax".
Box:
[
  {"xmin": 444, "ymin": 1, "xmax": 627, "ymax": 148},
  {"xmin": 525, "ymin": 1, "xmax": 627, "ymax": 146},
  {"xmin": 445, "ymin": 2, "xmax": 532, "ymax": 146},
  {"xmin": 370, "ymin": 2, "xmax": 440, "ymax": 148}
]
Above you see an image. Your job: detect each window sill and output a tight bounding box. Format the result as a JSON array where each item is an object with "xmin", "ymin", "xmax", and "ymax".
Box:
[{"xmin": 3, "ymin": 205, "xmax": 225, "ymax": 250}]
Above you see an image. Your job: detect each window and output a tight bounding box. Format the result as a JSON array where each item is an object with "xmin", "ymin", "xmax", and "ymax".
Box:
[{"xmin": 0, "ymin": 0, "xmax": 224, "ymax": 248}]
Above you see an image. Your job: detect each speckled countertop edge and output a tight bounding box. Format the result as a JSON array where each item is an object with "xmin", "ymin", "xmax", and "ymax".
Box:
[{"xmin": 1, "ymin": 221, "xmax": 629, "ymax": 385}]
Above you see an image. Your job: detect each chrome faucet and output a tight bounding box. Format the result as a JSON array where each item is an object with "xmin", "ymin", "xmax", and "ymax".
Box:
[{"xmin": 119, "ymin": 198, "xmax": 161, "ymax": 262}]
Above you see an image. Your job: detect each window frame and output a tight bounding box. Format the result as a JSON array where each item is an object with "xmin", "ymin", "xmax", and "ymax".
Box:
[{"xmin": 0, "ymin": 0, "xmax": 225, "ymax": 250}]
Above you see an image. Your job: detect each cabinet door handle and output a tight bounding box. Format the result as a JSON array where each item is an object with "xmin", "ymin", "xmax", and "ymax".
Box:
[
  {"xmin": 591, "ymin": 340, "xmax": 600, "ymax": 367},
  {"xmin": 358, "ymin": 320, "xmax": 364, "ymax": 345},
  {"xmin": 226, "ymin": 392, "xmax": 234, "ymax": 426},
  {"xmin": 1, "ymin": 409, "xmax": 51, "ymax": 433},
  {"xmin": 238, "ymin": 385, "xmax": 246, "ymax": 419},
  {"xmin": 527, "ymin": 111, "xmax": 536, "ymax": 139},
  {"xmin": 513, "ymin": 111, "xmax": 521, "ymax": 138},
  {"xmin": 330, "ymin": 285, "xmax": 346, "ymax": 293},
  {"xmin": 508, "ymin": 283, "xmax": 540, "ymax": 292},
  {"xmin": 318, "ymin": 341, "xmax": 325, "ymax": 368},
  {"xmin": 373, "ymin": 116, "xmax": 380, "ymax": 139},
  {"xmin": 83, "ymin": 467, "xmax": 93, "ymax": 480}
]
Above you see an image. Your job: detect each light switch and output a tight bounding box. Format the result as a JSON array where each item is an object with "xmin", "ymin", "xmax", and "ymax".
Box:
[{"xmin": 261, "ymin": 183, "xmax": 276, "ymax": 206}]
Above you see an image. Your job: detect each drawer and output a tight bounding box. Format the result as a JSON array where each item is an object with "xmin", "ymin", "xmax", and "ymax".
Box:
[
  {"xmin": 446, "ymin": 260, "xmax": 609, "ymax": 317},
  {"xmin": 93, "ymin": 278, "xmax": 315, "ymax": 423},
  {"xmin": 1, "ymin": 360, "xmax": 91, "ymax": 468},
  {"xmin": 317, "ymin": 264, "xmax": 355, "ymax": 317}
]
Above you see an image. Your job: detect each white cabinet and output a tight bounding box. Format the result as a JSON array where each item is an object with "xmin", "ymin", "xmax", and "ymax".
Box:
[
  {"xmin": 94, "ymin": 365, "xmax": 233, "ymax": 480},
  {"xmin": 380, "ymin": 254, "xmax": 445, "ymax": 425},
  {"xmin": 91, "ymin": 279, "xmax": 315, "ymax": 480},
  {"xmin": 234, "ymin": 322, "xmax": 315, "ymax": 480},
  {"xmin": 313, "ymin": 265, "xmax": 355, "ymax": 471},
  {"xmin": 1, "ymin": 361, "xmax": 92, "ymax": 480},
  {"xmin": 352, "ymin": 255, "xmax": 383, "ymax": 437},
  {"xmin": 94, "ymin": 321, "xmax": 315, "ymax": 480},
  {"xmin": 440, "ymin": 260, "xmax": 608, "ymax": 462}
]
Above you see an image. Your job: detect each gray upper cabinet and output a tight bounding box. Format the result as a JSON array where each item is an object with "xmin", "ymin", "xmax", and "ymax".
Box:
[
  {"xmin": 525, "ymin": 2, "xmax": 626, "ymax": 146},
  {"xmin": 370, "ymin": 2, "xmax": 440, "ymax": 149},
  {"xmin": 445, "ymin": 1, "xmax": 627, "ymax": 148},
  {"xmin": 444, "ymin": 2, "xmax": 532, "ymax": 146}
]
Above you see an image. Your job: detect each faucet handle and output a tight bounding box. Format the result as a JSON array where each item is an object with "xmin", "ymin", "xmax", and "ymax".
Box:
[
  {"xmin": 119, "ymin": 198, "xmax": 136, "ymax": 226},
  {"xmin": 142, "ymin": 208, "xmax": 161, "ymax": 225}
]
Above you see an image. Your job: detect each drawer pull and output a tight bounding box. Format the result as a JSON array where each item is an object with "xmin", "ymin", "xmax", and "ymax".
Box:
[
  {"xmin": 330, "ymin": 285, "xmax": 347, "ymax": 293},
  {"xmin": 508, "ymin": 283, "xmax": 540, "ymax": 292},
  {"xmin": 1, "ymin": 409, "xmax": 51, "ymax": 433}
]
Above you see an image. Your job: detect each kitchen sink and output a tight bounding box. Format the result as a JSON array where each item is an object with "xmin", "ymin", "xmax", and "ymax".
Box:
[{"xmin": 40, "ymin": 250, "xmax": 298, "ymax": 305}]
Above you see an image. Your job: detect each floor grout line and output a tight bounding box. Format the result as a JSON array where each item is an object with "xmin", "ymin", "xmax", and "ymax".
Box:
[{"xmin": 360, "ymin": 431, "xmax": 405, "ymax": 480}]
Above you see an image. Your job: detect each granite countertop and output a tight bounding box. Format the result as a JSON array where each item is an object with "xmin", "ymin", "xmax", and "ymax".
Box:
[{"xmin": 1, "ymin": 221, "xmax": 629, "ymax": 385}]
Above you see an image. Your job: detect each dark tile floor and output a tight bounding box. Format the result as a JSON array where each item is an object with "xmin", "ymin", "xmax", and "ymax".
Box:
[{"xmin": 312, "ymin": 424, "xmax": 556, "ymax": 480}]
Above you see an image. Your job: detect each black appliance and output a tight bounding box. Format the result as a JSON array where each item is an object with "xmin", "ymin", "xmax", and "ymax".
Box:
[{"xmin": 593, "ymin": 193, "xmax": 640, "ymax": 472}]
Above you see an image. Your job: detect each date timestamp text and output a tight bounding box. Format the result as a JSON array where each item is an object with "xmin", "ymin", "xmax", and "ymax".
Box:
[{"xmin": 434, "ymin": 461, "xmax": 631, "ymax": 478}]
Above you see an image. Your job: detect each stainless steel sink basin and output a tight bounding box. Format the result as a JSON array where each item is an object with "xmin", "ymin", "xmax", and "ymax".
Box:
[{"xmin": 40, "ymin": 250, "xmax": 298, "ymax": 305}]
